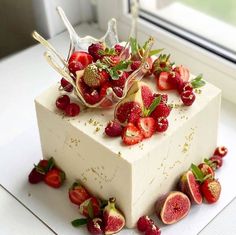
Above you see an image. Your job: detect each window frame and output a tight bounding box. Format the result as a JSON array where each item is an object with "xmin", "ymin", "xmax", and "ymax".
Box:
[{"xmin": 97, "ymin": 0, "xmax": 236, "ymax": 104}]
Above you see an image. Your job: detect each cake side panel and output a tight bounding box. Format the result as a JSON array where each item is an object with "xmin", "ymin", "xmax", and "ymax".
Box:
[
  {"xmin": 130, "ymin": 92, "xmax": 221, "ymax": 227},
  {"xmin": 35, "ymin": 101, "xmax": 133, "ymax": 226}
]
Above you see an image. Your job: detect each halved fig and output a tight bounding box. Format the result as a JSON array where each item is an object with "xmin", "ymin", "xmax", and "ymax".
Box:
[
  {"xmin": 155, "ymin": 191, "xmax": 191, "ymax": 225},
  {"xmin": 179, "ymin": 170, "xmax": 202, "ymax": 205}
]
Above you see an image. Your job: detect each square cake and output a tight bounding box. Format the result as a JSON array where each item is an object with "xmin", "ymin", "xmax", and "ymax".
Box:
[{"xmin": 35, "ymin": 79, "xmax": 221, "ymax": 228}]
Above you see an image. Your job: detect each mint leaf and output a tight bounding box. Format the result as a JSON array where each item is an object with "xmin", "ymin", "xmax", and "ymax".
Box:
[
  {"xmin": 191, "ymin": 163, "xmax": 205, "ymax": 183},
  {"xmin": 112, "ymin": 60, "xmax": 131, "ymax": 71},
  {"xmin": 87, "ymin": 199, "xmax": 94, "ymax": 218},
  {"xmin": 149, "ymin": 49, "xmax": 164, "ymax": 57},
  {"xmin": 71, "ymin": 218, "xmax": 88, "ymax": 227},
  {"xmin": 190, "ymin": 74, "xmax": 206, "ymax": 88}
]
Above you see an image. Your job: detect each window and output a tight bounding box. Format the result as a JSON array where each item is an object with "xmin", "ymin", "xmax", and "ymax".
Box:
[{"xmin": 97, "ymin": 0, "xmax": 236, "ymax": 103}]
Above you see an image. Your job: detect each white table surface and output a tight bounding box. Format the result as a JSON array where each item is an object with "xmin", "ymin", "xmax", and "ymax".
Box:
[{"xmin": 0, "ymin": 23, "xmax": 236, "ymax": 235}]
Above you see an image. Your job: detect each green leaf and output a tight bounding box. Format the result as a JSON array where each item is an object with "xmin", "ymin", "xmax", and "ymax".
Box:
[
  {"xmin": 149, "ymin": 49, "xmax": 164, "ymax": 57},
  {"xmin": 87, "ymin": 199, "xmax": 94, "ymax": 219},
  {"xmin": 145, "ymin": 96, "xmax": 161, "ymax": 116},
  {"xmin": 71, "ymin": 218, "xmax": 88, "ymax": 227},
  {"xmin": 191, "ymin": 163, "xmax": 205, "ymax": 183},
  {"xmin": 108, "ymin": 69, "xmax": 119, "ymax": 80},
  {"xmin": 112, "ymin": 60, "xmax": 131, "ymax": 71},
  {"xmin": 190, "ymin": 74, "xmax": 206, "ymax": 88}
]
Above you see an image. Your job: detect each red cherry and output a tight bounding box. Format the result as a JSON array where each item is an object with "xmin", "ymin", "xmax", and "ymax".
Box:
[
  {"xmin": 65, "ymin": 103, "xmax": 80, "ymax": 117},
  {"xmin": 181, "ymin": 90, "xmax": 196, "ymax": 106},
  {"xmin": 156, "ymin": 117, "xmax": 168, "ymax": 132},
  {"xmin": 137, "ymin": 215, "xmax": 154, "ymax": 232},
  {"xmin": 84, "ymin": 89, "xmax": 100, "ymax": 105},
  {"xmin": 68, "ymin": 61, "xmax": 84, "ymax": 75},
  {"xmin": 105, "ymin": 120, "xmax": 123, "ymax": 137},
  {"xmin": 113, "ymin": 86, "xmax": 123, "ymax": 97},
  {"xmin": 60, "ymin": 78, "xmax": 73, "ymax": 92},
  {"xmin": 56, "ymin": 95, "xmax": 70, "ymax": 110}
]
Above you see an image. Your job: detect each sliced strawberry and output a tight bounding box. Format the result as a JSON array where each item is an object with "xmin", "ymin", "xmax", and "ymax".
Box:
[
  {"xmin": 156, "ymin": 72, "xmax": 175, "ymax": 91},
  {"xmin": 137, "ymin": 117, "xmax": 156, "ymax": 139},
  {"xmin": 198, "ymin": 163, "xmax": 215, "ymax": 178},
  {"xmin": 68, "ymin": 51, "xmax": 93, "ymax": 69},
  {"xmin": 69, "ymin": 181, "xmax": 91, "ymax": 206},
  {"xmin": 122, "ymin": 123, "xmax": 143, "ymax": 145},
  {"xmin": 79, "ymin": 197, "xmax": 101, "ymax": 218},
  {"xmin": 175, "ymin": 65, "xmax": 190, "ymax": 82},
  {"xmin": 44, "ymin": 168, "xmax": 65, "ymax": 188},
  {"xmin": 141, "ymin": 85, "xmax": 154, "ymax": 108}
]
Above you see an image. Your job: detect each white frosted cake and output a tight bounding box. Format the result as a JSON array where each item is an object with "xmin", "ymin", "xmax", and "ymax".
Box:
[{"xmin": 35, "ymin": 79, "xmax": 221, "ymax": 228}]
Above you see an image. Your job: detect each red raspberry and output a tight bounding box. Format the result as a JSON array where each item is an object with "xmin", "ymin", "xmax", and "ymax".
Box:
[
  {"xmin": 156, "ymin": 117, "xmax": 169, "ymax": 132},
  {"xmin": 65, "ymin": 103, "xmax": 80, "ymax": 117},
  {"xmin": 111, "ymin": 71, "xmax": 129, "ymax": 87},
  {"xmin": 60, "ymin": 78, "xmax": 73, "ymax": 92},
  {"xmin": 105, "ymin": 120, "xmax": 123, "ymax": 137},
  {"xmin": 150, "ymin": 103, "xmax": 171, "ymax": 119},
  {"xmin": 209, "ymin": 156, "xmax": 223, "ymax": 169},
  {"xmin": 131, "ymin": 60, "xmax": 141, "ymax": 71},
  {"xmin": 181, "ymin": 90, "xmax": 196, "ymax": 106},
  {"xmin": 214, "ymin": 146, "xmax": 228, "ymax": 158},
  {"xmin": 55, "ymin": 95, "xmax": 70, "ymax": 110},
  {"xmin": 137, "ymin": 215, "xmax": 154, "ymax": 232},
  {"xmin": 113, "ymin": 86, "xmax": 123, "ymax": 97},
  {"xmin": 68, "ymin": 61, "xmax": 84, "ymax": 75},
  {"xmin": 114, "ymin": 44, "xmax": 124, "ymax": 54},
  {"xmin": 88, "ymin": 43, "xmax": 105, "ymax": 61},
  {"xmin": 145, "ymin": 224, "xmax": 161, "ymax": 235},
  {"xmin": 182, "ymin": 82, "xmax": 193, "ymax": 93}
]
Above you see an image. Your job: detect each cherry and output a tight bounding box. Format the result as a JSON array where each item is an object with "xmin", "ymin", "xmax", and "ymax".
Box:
[
  {"xmin": 156, "ymin": 117, "xmax": 169, "ymax": 132},
  {"xmin": 105, "ymin": 120, "xmax": 123, "ymax": 137},
  {"xmin": 113, "ymin": 86, "xmax": 123, "ymax": 98},
  {"xmin": 60, "ymin": 78, "xmax": 73, "ymax": 92},
  {"xmin": 68, "ymin": 61, "xmax": 84, "ymax": 75},
  {"xmin": 84, "ymin": 89, "xmax": 100, "ymax": 105},
  {"xmin": 181, "ymin": 90, "xmax": 196, "ymax": 106},
  {"xmin": 55, "ymin": 95, "xmax": 70, "ymax": 110},
  {"xmin": 65, "ymin": 103, "xmax": 80, "ymax": 117}
]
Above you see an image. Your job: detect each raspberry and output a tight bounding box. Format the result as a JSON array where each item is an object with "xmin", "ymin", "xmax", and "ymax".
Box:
[
  {"xmin": 65, "ymin": 103, "xmax": 80, "ymax": 117},
  {"xmin": 131, "ymin": 60, "xmax": 141, "ymax": 71},
  {"xmin": 137, "ymin": 215, "xmax": 154, "ymax": 232},
  {"xmin": 84, "ymin": 89, "xmax": 101, "ymax": 105},
  {"xmin": 214, "ymin": 146, "xmax": 228, "ymax": 158},
  {"xmin": 151, "ymin": 103, "xmax": 171, "ymax": 119},
  {"xmin": 55, "ymin": 95, "xmax": 70, "ymax": 110},
  {"xmin": 156, "ymin": 117, "xmax": 169, "ymax": 132},
  {"xmin": 60, "ymin": 78, "xmax": 73, "ymax": 92},
  {"xmin": 114, "ymin": 44, "xmax": 124, "ymax": 54},
  {"xmin": 145, "ymin": 224, "xmax": 161, "ymax": 235},
  {"xmin": 105, "ymin": 120, "xmax": 123, "ymax": 137},
  {"xmin": 181, "ymin": 90, "xmax": 196, "ymax": 106},
  {"xmin": 113, "ymin": 86, "xmax": 123, "ymax": 97},
  {"xmin": 88, "ymin": 43, "xmax": 105, "ymax": 61},
  {"xmin": 182, "ymin": 82, "xmax": 193, "ymax": 93}
]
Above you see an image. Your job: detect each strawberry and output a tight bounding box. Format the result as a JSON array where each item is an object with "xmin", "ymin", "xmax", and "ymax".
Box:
[
  {"xmin": 175, "ymin": 65, "xmax": 190, "ymax": 82},
  {"xmin": 83, "ymin": 64, "xmax": 110, "ymax": 88},
  {"xmin": 69, "ymin": 181, "xmax": 91, "ymax": 206},
  {"xmin": 122, "ymin": 123, "xmax": 143, "ymax": 145},
  {"xmin": 198, "ymin": 163, "xmax": 215, "ymax": 178},
  {"xmin": 156, "ymin": 72, "xmax": 175, "ymax": 91},
  {"xmin": 79, "ymin": 197, "xmax": 101, "ymax": 218},
  {"xmin": 200, "ymin": 179, "xmax": 221, "ymax": 204},
  {"xmin": 68, "ymin": 51, "xmax": 93, "ymax": 69},
  {"xmin": 141, "ymin": 85, "xmax": 154, "ymax": 108},
  {"xmin": 131, "ymin": 60, "xmax": 141, "ymax": 71},
  {"xmin": 44, "ymin": 168, "xmax": 65, "ymax": 188},
  {"xmin": 28, "ymin": 168, "xmax": 45, "ymax": 184},
  {"xmin": 137, "ymin": 117, "xmax": 156, "ymax": 139},
  {"xmin": 150, "ymin": 103, "xmax": 171, "ymax": 120},
  {"xmin": 152, "ymin": 54, "xmax": 172, "ymax": 77}
]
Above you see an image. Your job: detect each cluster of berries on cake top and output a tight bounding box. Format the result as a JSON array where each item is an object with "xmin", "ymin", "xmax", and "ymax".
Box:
[{"xmin": 137, "ymin": 145, "xmax": 228, "ymax": 230}]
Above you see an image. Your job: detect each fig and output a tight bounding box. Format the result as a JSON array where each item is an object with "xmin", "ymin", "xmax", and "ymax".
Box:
[
  {"xmin": 103, "ymin": 197, "xmax": 125, "ymax": 234},
  {"xmin": 179, "ymin": 170, "xmax": 203, "ymax": 205},
  {"xmin": 155, "ymin": 191, "xmax": 191, "ymax": 225}
]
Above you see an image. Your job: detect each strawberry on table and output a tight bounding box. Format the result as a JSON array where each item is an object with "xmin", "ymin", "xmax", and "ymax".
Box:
[
  {"xmin": 79, "ymin": 197, "xmax": 101, "ymax": 218},
  {"xmin": 137, "ymin": 117, "xmax": 156, "ymax": 139},
  {"xmin": 156, "ymin": 72, "xmax": 175, "ymax": 91},
  {"xmin": 200, "ymin": 179, "xmax": 221, "ymax": 204},
  {"xmin": 69, "ymin": 181, "xmax": 91, "ymax": 206},
  {"xmin": 122, "ymin": 123, "xmax": 143, "ymax": 145},
  {"xmin": 44, "ymin": 168, "xmax": 66, "ymax": 188}
]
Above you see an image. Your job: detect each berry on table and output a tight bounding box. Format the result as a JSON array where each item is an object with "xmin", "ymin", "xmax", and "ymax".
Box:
[
  {"xmin": 122, "ymin": 123, "xmax": 143, "ymax": 145},
  {"xmin": 60, "ymin": 78, "xmax": 73, "ymax": 92},
  {"xmin": 137, "ymin": 215, "xmax": 154, "ymax": 232},
  {"xmin": 137, "ymin": 117, "xmax": 156, "ymax": 139},
  {"xmin": 145, "ymin": 224, "xmax": 161, "ymax": 235},
  {"xmin": 87, "ymin": 218, "xmax": 104, "ymax": 235},
  {"xmin": 44, "ymin": 168, "xmax": 66, "ymax": 188},
  {"xmin": 65, "ymin": 103, "xmax": 80, "ymax": 117},
  {"xmin": 156, "ymin": 117, "xmax": 169, "ymax": 132},
  {"xmin": 105, "ymin": 120, "xmax": 123, "ymax": 137},
  {"xmin": 181, "ymin": 90, "xmax": 196, "ymax": 106},
  {"xmin": 214, "ymin": 146, "xmax": 228, "ymax": 158},
  {"xmin": 56, "ymin": 95, "xmax": 70, "ymax": 110}
]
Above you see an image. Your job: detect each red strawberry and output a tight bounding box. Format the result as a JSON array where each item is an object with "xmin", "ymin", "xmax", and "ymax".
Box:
[
  {"xmin": 44, "ymin": 168, "xmax": 65, "ymax": 188},
  {"xmin": 156, "ymin": 72, "xmax": 175, "ymax": 91},
  {"xmin": 69, "ymin": 181, "xmax": 91, "ymax": 206},
  {"xmin": 28, "ymin": 168, "xmax": 45, "ymax": 184},
  {"xmin": 150, "ymin": 103, "xmax": 171, "ymax": 120},
  {"xmin": 175, "ymin": 65, "xmax": 190, "ymax": 82},
  {"xmin": 137, "ymin": 117, "xmax": 156, "ymax": 139},
  {"xmin": 88, "ymin": 43, "xmax": 105, "ymax": 61},
  {"xmin": 200, "ymin": 179, "xmax": 221, "ymax": 204},
  {"xmin": 68, "ymin": 51, "xmax": 93, "ymax": 69},
  {"xmin": 122, "ymin": 123, "xmax": 143, "ymax": 145},
  {"xmin": 131, "ymin": 60, "xmax": 142, "ymax": 71},
  {"xmin": 79, "ymin": 197, "xmax": 101, "ymax": 218},
  {"xmin": 198, "ymin": 163, "xmax": 215, "ymax": 178},
  {"xmin": 214, "ymin": 146, "xmax": 228, "ymax": 158},
  {"xmin": 141, "ymin": 85, "xmax": 154, "ymax": 108}
]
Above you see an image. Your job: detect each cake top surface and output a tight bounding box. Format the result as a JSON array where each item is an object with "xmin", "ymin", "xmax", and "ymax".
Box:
[{"xmin": 35, "ymin": 78, "xmax": 221, "ymax": 164}]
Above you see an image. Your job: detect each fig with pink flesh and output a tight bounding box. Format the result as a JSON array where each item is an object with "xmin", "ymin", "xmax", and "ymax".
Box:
[
  {"xmin": 103, "ymin": 197, "xmax": 125, "ymax": 234},
  {"xmin": 155, "ymin": 191, "xmax": 191, "ymax": 225},
  {"xmin": 179, "ymin": 170, "xmax": 203, "ymax": 205}
]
